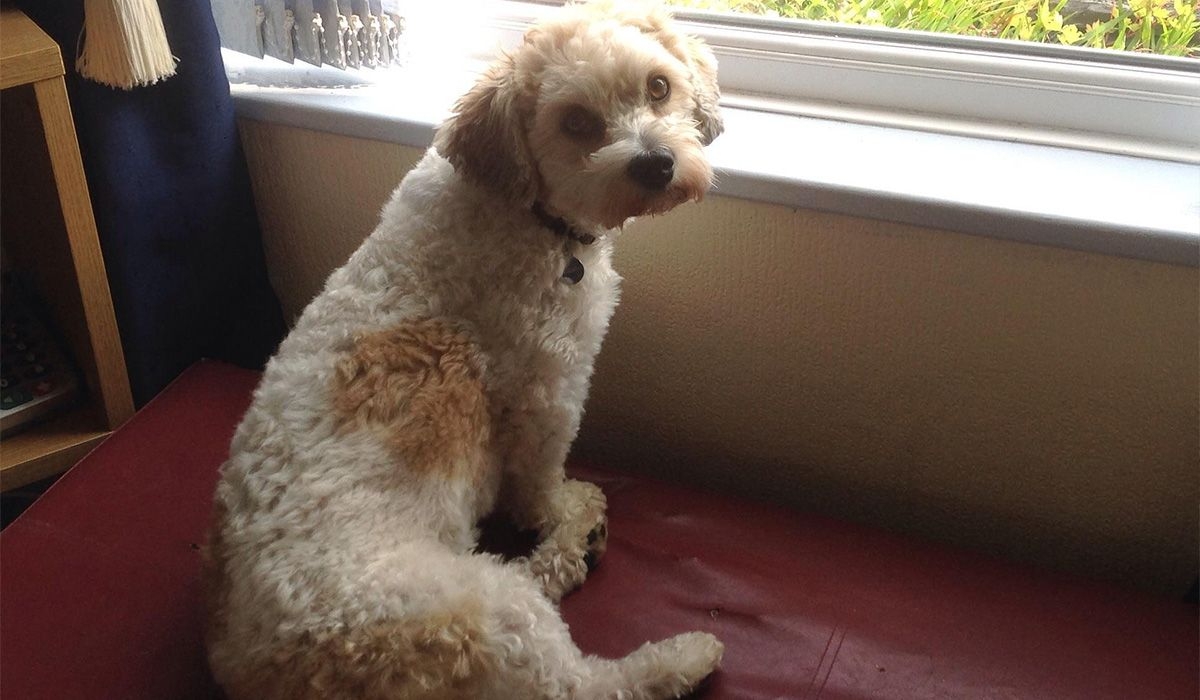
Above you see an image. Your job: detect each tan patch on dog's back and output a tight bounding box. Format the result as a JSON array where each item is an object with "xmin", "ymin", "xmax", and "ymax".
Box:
[
  {"xmin": 333, "ymin": 318, "xmax": 491, "ymax": 480},
  {"xmin": 224, "ymin": 605, "xmax": 494, "ymax": 700}
]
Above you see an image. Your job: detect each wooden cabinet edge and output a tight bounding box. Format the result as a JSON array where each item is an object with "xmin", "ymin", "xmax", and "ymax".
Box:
[{"xmin": 31, "ymin": 77, "xmax": 135, "ymax": 429}]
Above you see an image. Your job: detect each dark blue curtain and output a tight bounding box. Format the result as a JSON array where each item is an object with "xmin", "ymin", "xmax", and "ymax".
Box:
[{"xmin": 16, "ymin": 1, "xmax": 286, "ymax": 405}]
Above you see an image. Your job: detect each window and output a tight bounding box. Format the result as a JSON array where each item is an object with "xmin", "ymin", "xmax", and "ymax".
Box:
[
  {"xmin": 216, "ymin": 0, "xmax": 1199, "ymax": 162},
  {"xmin": 660, "ymin": 3, "xmax": 1199, "ymax": 160},
  {"xmin": 670, "ymin": 0, "xmax": 1198, "ymax": 57},
  {"xmin": 219, "ymin": 1, "xmax": 1198, "ymax": 266}
]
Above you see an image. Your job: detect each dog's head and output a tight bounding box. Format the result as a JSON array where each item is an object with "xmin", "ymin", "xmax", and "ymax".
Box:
[{"xmin": 434, "ymin": 1, "xmax": 722, "ymax": 230}]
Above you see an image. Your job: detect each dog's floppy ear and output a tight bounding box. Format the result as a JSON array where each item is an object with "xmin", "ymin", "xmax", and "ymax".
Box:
[
  {"xmin": 434, "ymin": 56, "xmax": 539, "ymax": 205},
  {"xmin": 683, "ymin": 37, "xmax": 723, "ymax": 146}
]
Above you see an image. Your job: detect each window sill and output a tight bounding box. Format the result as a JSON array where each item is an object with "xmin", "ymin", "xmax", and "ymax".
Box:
[{"xmin": 228, "ymin": 79, "xmax": 1199, "ymax": 267}]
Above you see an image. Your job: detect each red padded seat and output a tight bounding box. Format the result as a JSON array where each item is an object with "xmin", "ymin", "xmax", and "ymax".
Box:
[{"xmin": 2, "ymin": 360, "xmax": 1196, "ymax": 699}]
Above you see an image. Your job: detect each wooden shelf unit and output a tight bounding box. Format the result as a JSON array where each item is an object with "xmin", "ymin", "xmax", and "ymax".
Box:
[{"xmin": 1, "ymin": 8, "xmax": 134, "ymax": 490}]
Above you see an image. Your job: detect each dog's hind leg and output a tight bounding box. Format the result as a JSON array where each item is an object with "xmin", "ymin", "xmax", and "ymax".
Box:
[
  {"xmin": 218, "ymin": 548, "xmax": 720, "ymax": 700},
  {"xmin": 574, "ymin": 631, "xmax": 725, "ymax": 700},
  {"xmin": 468, "ymin": 558, "xmax": 724, "ymax": 700}
]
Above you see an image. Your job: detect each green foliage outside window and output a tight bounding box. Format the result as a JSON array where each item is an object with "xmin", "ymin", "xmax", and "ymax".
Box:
[{"xmin": 671, "ymin": 0, "xmax": 1199, "ymax": 56}]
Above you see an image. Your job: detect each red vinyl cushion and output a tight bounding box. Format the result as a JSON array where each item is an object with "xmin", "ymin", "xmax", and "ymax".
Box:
[{"xmin": 1, "ymin": 360, "xmax": 1196, "ymax": 699}]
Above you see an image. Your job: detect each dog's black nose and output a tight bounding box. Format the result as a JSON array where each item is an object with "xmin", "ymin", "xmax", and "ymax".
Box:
[{"xmin": 626, "ymin": 149, "xmax": 674, "ymax": 190}]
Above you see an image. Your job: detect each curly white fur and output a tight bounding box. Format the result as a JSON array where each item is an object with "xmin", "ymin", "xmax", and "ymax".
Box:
[{"xmin": 205, "ymin": 3, "xmax": 724, "ymax": 698}]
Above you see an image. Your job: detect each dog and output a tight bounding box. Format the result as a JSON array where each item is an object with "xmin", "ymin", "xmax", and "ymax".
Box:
[{"xmin": 204, "ymin": 2, "xmax": 724, "ymax": 698}]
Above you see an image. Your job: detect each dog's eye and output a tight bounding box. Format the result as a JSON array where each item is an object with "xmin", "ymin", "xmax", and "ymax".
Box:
[
  {"xmin": 560, "ymin": 106, "xmax": 603, "ymax": 140},
  {"xmin": 648, "ymin": 75, "xmax": 670, "ymax": 102}
]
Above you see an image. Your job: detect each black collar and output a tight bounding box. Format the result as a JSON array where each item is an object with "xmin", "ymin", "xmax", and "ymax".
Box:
[{"xmin": 531, "ymin": 201, "xmax": 596, "ymax": 245}]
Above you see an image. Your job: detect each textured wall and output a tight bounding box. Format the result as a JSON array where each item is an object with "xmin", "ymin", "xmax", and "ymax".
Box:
[
  {"xmin": 239, "ymin": 119, "xmax": 1199, "ymax": 595},
  {"xmin": 238, "ymin": 121, "xmax": 424, "ymax": 320}
]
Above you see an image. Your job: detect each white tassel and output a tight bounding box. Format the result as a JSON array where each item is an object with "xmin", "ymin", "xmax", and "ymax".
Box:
[{"xmin": 76, "ymin": 0, "xmax": 177, "ymax": 90}]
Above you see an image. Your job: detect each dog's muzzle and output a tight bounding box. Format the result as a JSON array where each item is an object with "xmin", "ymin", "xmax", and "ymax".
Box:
[{"xmin": 626, "ymin": 148, "xmax": 675, "ymax": 191}]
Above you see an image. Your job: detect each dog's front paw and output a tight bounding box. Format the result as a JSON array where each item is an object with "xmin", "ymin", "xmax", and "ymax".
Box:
[{"xmin": 525, "ymin": 479, "xmax": 607, "ymax": 601}]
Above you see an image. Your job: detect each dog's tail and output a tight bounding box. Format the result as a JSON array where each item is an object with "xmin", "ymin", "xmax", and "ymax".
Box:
[{"xmin": 212, "ymin": 551, "xmax": 722, "ymax": 700}]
